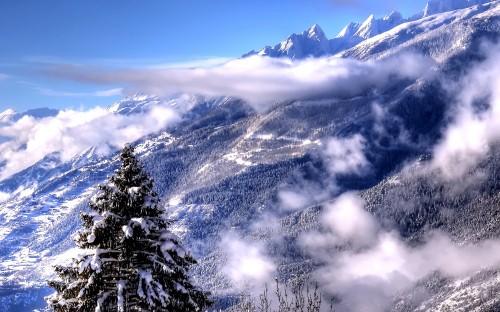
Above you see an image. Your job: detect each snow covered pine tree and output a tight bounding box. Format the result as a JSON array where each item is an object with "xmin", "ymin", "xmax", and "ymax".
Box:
[{"xmin": 47, "ymin": 145, "xmax": 212, "ymax": 311}]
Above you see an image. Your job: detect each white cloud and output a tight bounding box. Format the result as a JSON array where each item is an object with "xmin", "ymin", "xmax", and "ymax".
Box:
[
  {"xmin": 277, "ymin": 176, "xmax": 337, "ymax": 212},
  {"xmin": 43, "ymin": 53, "xmax": 434, "ymax": 112},
  {"xmin": 93, "ymin": 88, "xmax": 124, "ymax": 97},
  {"xmin": 323, "ymin": 134, "xmax": 369, "ymax": 175},
  {"xmin": 0, "ymin": 104, "xmax": 180, "ymax": 180},
  {"xmin": 278, "ymin": 187, "xmax": 330, "ymax": 212},
  {"xmin": 34, "ymin": 86, "xmax": 124, "ymax": 97},
  {"xmin": 221, "ymin": 232, "xmax": 276, "ymax": 288},
  {"xmin": 277, "ymin": 134, "xmax": 369, "ymax": 212},
  {"xmin": 301, "ymin": 192, "xmax": 500, "ymax": 311},
  {"xmin": 431, "ymin": 41, "xmax": 500, "ymax": 179},
  {"xmin": 322, "ymin": 193, "xmax": 379, "ymax": 247}
]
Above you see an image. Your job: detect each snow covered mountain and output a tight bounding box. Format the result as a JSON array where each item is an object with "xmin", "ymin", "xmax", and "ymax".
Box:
[
  {"xmin": 243, "ymin": 11, "xmax": 409, "ymax": 58},
  {"xmin": 1, "ymin": 0, "xmax": 500, "ymax": 311},
  {"xmin": 107, "ymin": 91, "xmax": 170, "ymax": 115},
  {"xmin": 423, "ymin": 0, "xmax": 492, "ymax": 17},
  {"xmin": 243, "ymin": 24, "xmax": 331, "ymax": 59},
  {"xmin": 330, "ymin": 11, "xmax": 405, "ymax": 54},
  {"xmin": 245, "ymin": 0, "xmax": 497, "ymax": 59},
  {"xmin": 0, "ymin": 109, "xmax": 17, "ymax": 122},
  {"xmin": 0, "ymin": 107, "xmax": 59, "ymax": 123},
  {"xmin": 339, "ymin": 1, "xmax": 499, "ymax": 60}
]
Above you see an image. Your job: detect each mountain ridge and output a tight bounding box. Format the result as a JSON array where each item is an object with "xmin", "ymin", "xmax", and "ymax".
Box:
[{"xmin": 244, "ymin": 0, "xmax": 497, "ymax": 59}]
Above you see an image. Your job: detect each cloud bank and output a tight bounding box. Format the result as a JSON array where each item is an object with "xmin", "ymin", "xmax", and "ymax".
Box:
[
  {"xmin": 43, "ymin": 53, "xmax": 434, "ymax": 112},
  {"xmin": 0, "ymin": 104, "xmax": 180, "ymax": 180}
]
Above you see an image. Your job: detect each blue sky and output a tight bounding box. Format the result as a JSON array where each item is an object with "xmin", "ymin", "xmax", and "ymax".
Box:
[{"xmin": 0, "ymin": 0, "xmax": 427, "ymax": 112}]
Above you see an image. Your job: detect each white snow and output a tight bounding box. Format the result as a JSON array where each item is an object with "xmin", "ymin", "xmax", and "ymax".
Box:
[
  {"xmin": 137, "ymin": 269, "xmax": 170, "ymax": 307},
  {"xmin": 336, "ymin": 22, "xmax": 361, "ymax": 38},
  {"xmin": 0, "ymin": 108, "xmax": 17, "ymax": 122},
  {"xmin": 117, "ymin": 280, "xmax": 125, "ymax": 312},
  {"xmin": 129, "ymin": 217, "xmax": 156, "ymax": 235},
  {"xmin": 338, "ymin": 0, "xmax": 499, "ymax": 60},
  {"xmin": 128, "ymin": 186, "xmax": 140, "ymax": 198},
  {"xmin": 423, "ymin": 0, "xmax": 491, "ymax": 17},
  {"xmin": 223, "ymin": 152, "xmax": 253, "ymax": 166},
  {"xmin": 96, "ymin": 291, "xmax": 112, "ymax": 312},
  {"xmin": 87, "ymin": 233, "xmax": 96, "ymax": 243},
  {"xmin": 256, "ymin": 23, "xmax": 331, "ymax": 59},
  {"xmin": 122, "ymin": 224, "xmax": 133, "ymax": 237},
  {"xmin": 78, "ymin": 253, "xmax": 102, "ymax": 273},
  {"xmin": 168, "ymin": 195, "xmax": 183, "ymax": 206},
  {"xmin": 0, "ymin": 191, "xmax": 10, "ymax": 204}
]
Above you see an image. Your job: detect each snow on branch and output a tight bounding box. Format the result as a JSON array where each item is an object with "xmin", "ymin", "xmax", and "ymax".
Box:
[{"xmin": 137, "ymin": 269, "xmax": 170, "ymax": 307}]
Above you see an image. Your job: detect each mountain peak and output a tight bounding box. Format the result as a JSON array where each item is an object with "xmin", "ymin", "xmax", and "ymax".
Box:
[
  {"xmin": 1, "ymin": 108, "xmax": 16, "ymax": 115},
  {"xmin": 336, "ymin": 22, "xmax": 362, "ymax": 39},
  {"xmin": 354, "ymin": 11, "xmax": 405, "ymax": 39},
  {"xmin": 0, "ymin": 108, "xmax": 17, "ymax": 122},
  {"xmin": 383, "ymin": 11, "xmax": 403, "ymax": 21},
  {"xmin": 355, "ymin": 14, "xmax": 380, "ymax": 39},
  {"xmin": 245, "ymin": 0, "xmax": 493, "ymax": 60},
  {"xmin": 246, "ymin": 24, "xmax": 331, "ymax": 59},
  {"xmin": 307, "ymin": 24, "xmax": 325, "ymax": 37},
  {"xmin": 305, "ymin": 24, "xmax": 329, "ymax": 44},
  {"xmin": 364, "ymin": 14, "xmax": 376, "ymax": 23}
]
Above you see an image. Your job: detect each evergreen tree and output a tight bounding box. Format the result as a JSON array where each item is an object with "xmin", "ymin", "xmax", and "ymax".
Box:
[{"xmin": 47, "ymin": 145, "xmax": 211, "ymax": 311}]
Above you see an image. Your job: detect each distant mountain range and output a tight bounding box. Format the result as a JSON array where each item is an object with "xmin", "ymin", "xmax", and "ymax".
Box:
[{"xmin": 244, "ymin": 0, "xmax": 492, "ymax": 59}]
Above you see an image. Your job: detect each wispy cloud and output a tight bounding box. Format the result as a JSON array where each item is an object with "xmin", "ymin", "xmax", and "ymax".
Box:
[
  {"xmin": 40, "ymin": 53, "xmax": 435, "ymax": 112},
  {"xmin": 148, "ymin": 57, "xmax": 233, "ymax": 69},
  {"xmin": 26, "ymin": 55, "xmax": 232, "ymax": 69},
  {"xmin": 34, "ymin": 86, "xmax": 124, "ymax": 97},
  {"xmin": 93, "ymin": 88, "xmax": 124, "ymax": 97}
]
